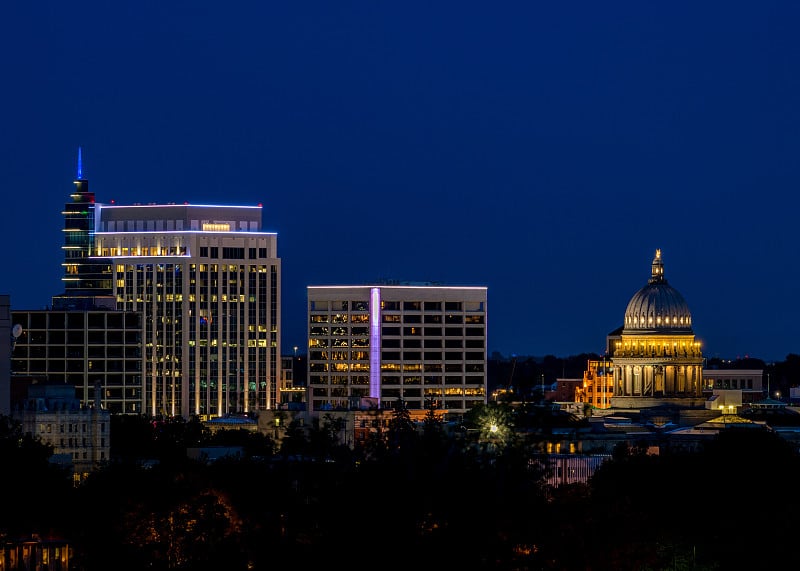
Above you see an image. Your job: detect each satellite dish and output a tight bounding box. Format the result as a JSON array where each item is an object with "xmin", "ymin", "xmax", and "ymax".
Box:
[{"xmin": 12, "ymin": 324, "xmax": 22, "ymax": 338}]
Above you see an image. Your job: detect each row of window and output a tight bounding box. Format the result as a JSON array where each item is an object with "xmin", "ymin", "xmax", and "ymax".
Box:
[
  {"xmin": 308, "ymin": 350, "xmax": 483, "ymax": 361},
  {"xmin": 309, "ymin": 314, "xmax": 484, "ymax": 324},
  {"xmin": 314, "ymin": 400, "xmax": 486, "ymax": 412},
  {"xmin": 13, "ymin": 313, "xmax": 140, "ymax": 329},
  {"xmin": 39, "ymin": 422, "xmax": 106, "ymax": 434},
  {"xmin": 198, "ymin": 247, "xmax": 270, "ymax": 259},
  {"xmin": 310, "ymin": 363, "xmax": 484, "ymax": 372},
  {"xmin": 13, "ymin": 346, "xmax": 140, "ymax": 358},
  {"xmin": 313, "ymin": 387, "xmax": 485, "ymax": 397},
  {"xmin": 310, "ymin": 300, "xmax": 484, "ymax": 312},
  {"xmin": 310, "ymin": 376, "xmax": 484, "ymax": 385},
  {"xmin": 706, "ymin": 378, "xmax": 755, "ymax": 389},
  {"xmin": 309, "ymin": 326, "xmax": 485, "ymax": 337}
]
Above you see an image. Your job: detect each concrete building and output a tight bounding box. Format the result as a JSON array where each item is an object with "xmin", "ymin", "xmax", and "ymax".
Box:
[
  {"xmin": 14, "ymin": 157, "xmax": 282, "ymax": 419},
  {"xmin": 702, "ymin": 369, "xmax": 764, "ymax": 406},
  {"xmin": 279, "ymin": 354, "xmax": 306, "ymax": 409},
  {"xmin": 307, "ymin": 283, "xmax": 487, "ymax": 414},
  {"xmin": 574, "ymin": 359, "xmax": 614, "ymax": 410},
  {"xmin": 10, "ymin": 309, "xmax": 142, "ymax": 414},
  {"xmin": 13, "ymin": 382, "xmax": 110, "ymax": 481}
]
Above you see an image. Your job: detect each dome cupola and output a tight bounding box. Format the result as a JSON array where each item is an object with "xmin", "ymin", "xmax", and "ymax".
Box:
[{"xmin": 623, "ymin": 249, "xmax": 692, "ymax": 333}]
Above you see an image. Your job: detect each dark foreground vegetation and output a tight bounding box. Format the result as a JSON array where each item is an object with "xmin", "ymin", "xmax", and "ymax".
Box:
[{"xmin": 2, "ymin": 404, "xmax": 799, "ymax": 570}]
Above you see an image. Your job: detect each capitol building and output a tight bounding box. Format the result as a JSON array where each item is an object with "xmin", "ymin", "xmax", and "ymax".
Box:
[
  {"xmin": 608, "ymin": 249, "xmax": 706, "ymax": 409},
  {"xmin": 575, "ymin": 249, "xmax": 714, "ymax": 411}
]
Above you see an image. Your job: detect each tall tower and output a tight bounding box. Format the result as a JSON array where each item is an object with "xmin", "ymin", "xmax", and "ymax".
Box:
[
  {"xmin": 53, "ymin": 149, "xmax": 114, "ymax": 310},
  {"xmin": 93, "ymin": 203, "xmax": 281, "ymax": 418}
]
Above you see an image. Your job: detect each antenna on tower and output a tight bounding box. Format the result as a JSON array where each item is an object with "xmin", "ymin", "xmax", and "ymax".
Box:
[{"xmin": 77, "ymin": 147, "xmax": 83, "ymax": 180}]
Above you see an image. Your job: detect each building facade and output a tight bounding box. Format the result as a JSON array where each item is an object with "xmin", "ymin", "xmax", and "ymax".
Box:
[
  {"xmin": 608, "ymin": 250, "xmax": 705, "ymax": 408},
  {"xmin": 10, "ymin": 310, "xmax": 143, "ymax": 414},
  {"xmin": 13, "ymin": 382, "xmax": 111, "ymax": 481},
  {"xmin": 92, "ymin": 203, "xmax": 281, "ymax": 418},
  {"xmin": 574, "ymin": 359, "xmax": 614, "ymax": 410},
  {"xmin": 307, "ymin": 284, "xmax": 487, "ymax": 413},
  {"xmin": 11, "ymin": 159, "xmax": 282, "ymax": 419}
]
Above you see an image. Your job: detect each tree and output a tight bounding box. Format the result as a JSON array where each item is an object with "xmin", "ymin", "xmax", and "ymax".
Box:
[{"xmin": 0, "ymin": 414, "xmax": 73, "ymax": 536}]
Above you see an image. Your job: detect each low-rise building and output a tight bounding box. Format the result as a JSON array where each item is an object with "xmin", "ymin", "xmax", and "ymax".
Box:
[{"xmin": 12, "ymin": 382, "xmax": 110, "ymax": 482}]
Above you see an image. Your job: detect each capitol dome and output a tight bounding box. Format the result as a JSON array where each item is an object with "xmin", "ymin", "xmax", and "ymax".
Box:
[{"xmin": 622, "ymin": 249, "xmax": 692, "ymax": 334}]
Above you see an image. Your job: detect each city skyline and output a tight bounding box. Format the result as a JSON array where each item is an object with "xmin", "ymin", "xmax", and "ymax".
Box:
[{"xmin": 3, "ymin": 2, "xmax": 799, "ymax": 362}]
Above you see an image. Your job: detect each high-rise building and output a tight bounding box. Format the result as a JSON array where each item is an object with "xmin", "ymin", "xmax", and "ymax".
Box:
[
  {"xmin": 52, "ymin": 147, "xmax": 115, "ymax": 311},
  {"xmin": 93, "ymin": 202, "xmax": 281, "ymax": 418},
  {"xmin": 25, "ymin": 154, "xmax": 282, "ymax": 419},
  {"xmin": 307, "ymin": 283, "xmax": 487, "ymax": 414}
]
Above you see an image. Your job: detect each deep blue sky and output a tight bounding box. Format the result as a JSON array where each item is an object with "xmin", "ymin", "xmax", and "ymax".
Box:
[{"xmin": 2, "ymin": 2, "xmax": 799, "ymax": 362}]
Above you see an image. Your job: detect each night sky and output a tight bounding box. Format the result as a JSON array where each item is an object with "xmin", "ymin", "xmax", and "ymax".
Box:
[{"xmin": 3, "ymin": 2, "xmax": 799, "ymax": 362}]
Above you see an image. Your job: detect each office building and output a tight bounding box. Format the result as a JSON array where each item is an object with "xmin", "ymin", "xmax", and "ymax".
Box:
[
  {"xmin": 10, "ymin": 309, "xmax": 143, "ymax": 413},
  {"xmin": 52, "ymin": 147, "xmax": 115, "ymax": 311},
  {"xmin": 307, "ymin": 283, "xmax": 487, "ymax": 414},
  {"xmin": 93, "ymin": 201, "xmax": 281, "ymax": 418},
  {"xmin": 12, "ymin": 156, "xmax": 281, "ymax": 419}
]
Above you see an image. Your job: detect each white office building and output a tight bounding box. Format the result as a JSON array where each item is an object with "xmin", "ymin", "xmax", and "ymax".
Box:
[
  {"xmin": 307, "ymin": 284, "xmax": 487, "ymax": 414},
  {"xmin": 93, "ymin": 202, "xmax": 281, "ymax": 418}
]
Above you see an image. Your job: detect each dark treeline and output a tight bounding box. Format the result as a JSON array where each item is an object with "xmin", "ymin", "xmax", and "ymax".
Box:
[{"xmin": 3, "ymin": 403, "xmax": 800, "ymax": 570}]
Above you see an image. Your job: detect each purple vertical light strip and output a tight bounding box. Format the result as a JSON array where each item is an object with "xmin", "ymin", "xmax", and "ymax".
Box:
[{"xmin": 370, "ymin": 287, "xmax": 381, "ymax": 403}]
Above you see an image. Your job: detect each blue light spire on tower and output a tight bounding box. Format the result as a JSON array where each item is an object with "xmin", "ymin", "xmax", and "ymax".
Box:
[{"xmin": 77, "ymin": 147, "xmax": 83, "ymax": 180}]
